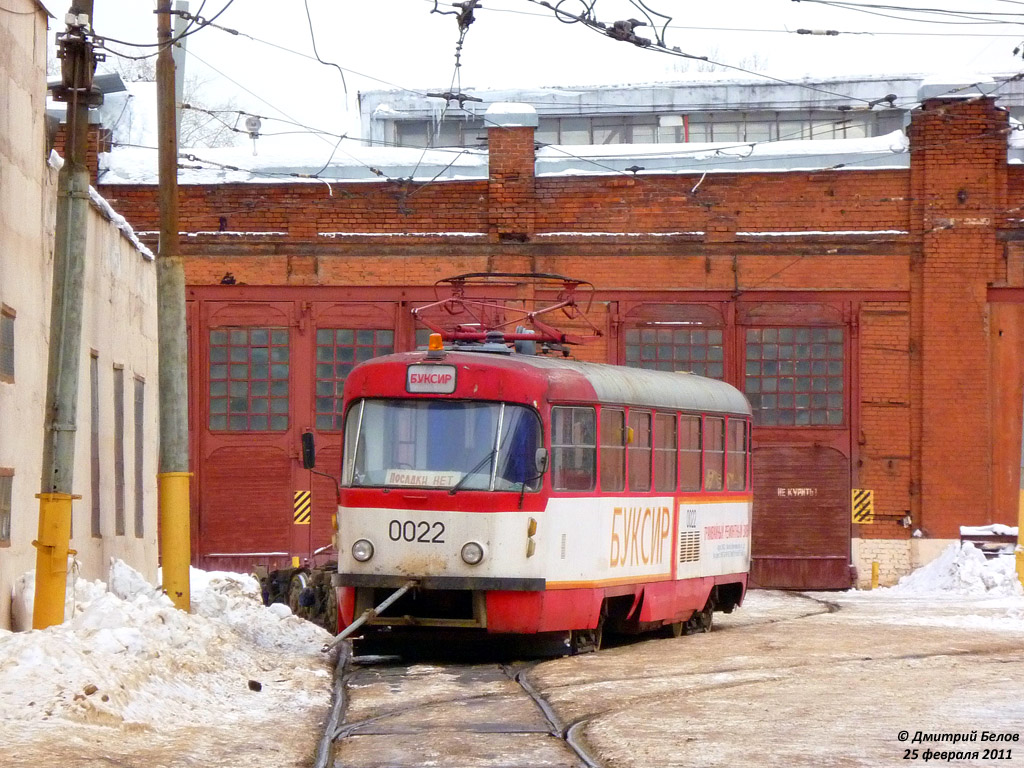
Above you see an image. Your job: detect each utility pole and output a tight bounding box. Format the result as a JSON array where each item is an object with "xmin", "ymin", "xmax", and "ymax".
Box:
[
  {"xmin": 33, "ymin": 1, "xmax": 99, "ymax": 630},
  {"xmin": 156, "ymin": 0, "xmax": 191, "ymax": 611}
]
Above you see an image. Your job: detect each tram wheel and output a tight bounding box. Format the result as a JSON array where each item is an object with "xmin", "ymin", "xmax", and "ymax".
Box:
[
  {"xmin": 686, "ymin": 597, "xmax": 715, "ymax": 634},
  {"xmin": 322, "ymin": 584, "xmax": 339, "ymax": 634},
  {"xmin": 569, "ymin": 614, "xmax": 604, "ymax": 655},
  {"xmin": 662, "ymin": 620, "xmax": 685, "ymax": 638},
  {"xmin": 288, "ymin": 570, "xmax": 310, "ymax": 617}
]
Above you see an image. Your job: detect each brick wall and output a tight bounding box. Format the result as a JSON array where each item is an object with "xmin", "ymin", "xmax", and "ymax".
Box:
[
  {"xmin": 908, "ymin": 97, "xmax": 1008, "ymax": 538},
  {"xmin": 95, "ymin": 94, "xmax": 1022, "ymax": 553}
]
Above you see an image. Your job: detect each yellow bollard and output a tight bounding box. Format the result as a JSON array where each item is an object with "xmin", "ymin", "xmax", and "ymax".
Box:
[
  {"xmin": 871, "ymin": 561, "xmax": 880, "ymax": 590},
  {"xmin": 31, "ymin": 493, "xmax": 76, "ymax": 629},
  {"xmin": 158, "ymin": 472, "xmax": 192, "ymax": 612},
  {"xmin": 1018, "ymin": 491, "xmax": 1024, "ymax": 589}
]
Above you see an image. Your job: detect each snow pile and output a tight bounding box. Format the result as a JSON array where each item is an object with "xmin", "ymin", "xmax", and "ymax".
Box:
[
  {"xmin": 891, "ymin": 542, "xmax": 1023, "ymax": 597},
  {"xmin": 0, "ymin": 561, "xmax": 332, "ymax": 731}
]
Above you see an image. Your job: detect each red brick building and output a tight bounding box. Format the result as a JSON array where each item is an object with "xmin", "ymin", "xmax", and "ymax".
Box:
[{"xmin": 97, "ymin": 87, "xmax": 1024, "ymax": 590}]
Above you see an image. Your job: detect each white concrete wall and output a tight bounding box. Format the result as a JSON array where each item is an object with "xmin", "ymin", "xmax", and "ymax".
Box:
[
  {"xmin": 0, "ymin": 0, "xmax": 159, "ymax": 630},
  {"xmin": 851, "ymin": 537, "xmax": 958, "ymax": 589}
]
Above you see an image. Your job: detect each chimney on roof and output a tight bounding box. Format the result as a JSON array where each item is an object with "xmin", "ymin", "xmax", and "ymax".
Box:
[{"xmin": 485, "ymin": 102, "xmax": 537, "ymax": 242}]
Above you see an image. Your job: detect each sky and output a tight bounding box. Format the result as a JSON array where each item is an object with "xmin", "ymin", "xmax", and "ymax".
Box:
[{"xmin": 74, "ymin": 0, "xmax": 1024, "ymax": 153}]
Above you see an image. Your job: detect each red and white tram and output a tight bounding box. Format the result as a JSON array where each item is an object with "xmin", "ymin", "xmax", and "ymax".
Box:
[{"xmin": 333, "ymin": 336, "xmax": 752, "ymax": 651}]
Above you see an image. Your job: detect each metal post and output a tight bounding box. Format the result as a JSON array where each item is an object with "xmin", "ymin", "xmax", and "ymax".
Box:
[
  {"xmin": 1017, "ymin": 388, "xmax": 1024, "ymax": 587},
  {"xmin": 156, "ymin": 0, "xmax": 191, "ymax": 611},
  {"xmin": 32, "ymin": 2, "xmax": 96, "ymax": 630}
]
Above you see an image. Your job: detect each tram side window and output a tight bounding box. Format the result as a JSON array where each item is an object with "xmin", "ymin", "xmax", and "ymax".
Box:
[
  {"xmin": 627, "ymin": 410, "xmax": 651, "ymax": 491},
  {"xmin": 727, "ymin": 419, "xmax": 748, "ymax": 491},
  {"xmin": 654, "ymin": 413, "xmax": 677, "ymax": 492},
  {"xmin": 704, "ymin": 416, "xmax": 725, "ymax": 491},
  {"xmin": 600, "ymin": 408, "xmax": 626, "ymax": 492},
  {"xmin": 551, "ymin": 406, "xmax": 596, "ymax": 491},
  {"xmin": 679, "ymin": 414, "xmax": 702, "ymax": 491}
]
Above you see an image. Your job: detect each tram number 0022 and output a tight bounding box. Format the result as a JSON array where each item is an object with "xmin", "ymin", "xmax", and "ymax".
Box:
[{"xmin": 388, "ymin": 520, "xmax": 445, "ymax": 544}]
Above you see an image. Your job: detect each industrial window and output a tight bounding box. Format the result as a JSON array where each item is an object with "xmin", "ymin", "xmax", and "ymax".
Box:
[
  {"xmin": 625, "ymin": 326, "xmax": 724, "ymax": 378},
  {"xmin": 550, "ymin": 406, "xmax": 596, "ymax": 492},
  {"xmin": 727, "ymin": 419, "xmax": 748, "ymax": 491},
  {"xmin": 680, "ymin": 414, "xmax": 702, "ymax": 491},
  {"xmin": 402, "ymin": 110, "xmax": 879, "ymax": 150},
  {"xmin": 653, "ymin": 413, "xmax": 677, "ymax": 492},
  {"xmin": 315, "ymin": 328, "xmax": 393, "ymax": 431},
  {"xmin": 0, "ymin": 469, "xmax": 11, "ymax": 545},
  {"xmin": 627, "ymin": 410, "xmax": 652, "ymax": 492},
  {"xmin": 600, "ymin": 408, "xmax": 626, "ymax": 492},
  {"xmin": 395, "ymin": 118, "xmax": 484, "ymax": 148},
  {"xmin": 744, "ymin": 327, "xmax": 844, "ymax": 426},
  {"xmin": 113, "ymin": 365, "xmax": 125, "ymax": 536},
  {"xmin": 90, "ymin": 352, "xmax": 100, "ymax": 538},
  {"xmin": 134, "ymin": 377, "xmax": 144, "ymax": 538},
  {"xmin": 704, "ymin": 416, "xmax": 725, "ymax": 491},
  {"xmin": 208, "ymin": 328, "xmax": 290, "ymax": 431},
  {"xmin": 0, "ymin": 305, "xmax": 14, "ymax": 382}
]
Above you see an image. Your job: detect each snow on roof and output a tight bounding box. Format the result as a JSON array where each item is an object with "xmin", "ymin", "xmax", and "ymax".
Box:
[
  {"xmin": 99, "ymin": 130, "xmax": 913, "ymax": 187},
  {"xmin": 484, "ymin": 102, "xmax": 538, "ymax": 128},
  {"xmin": 48, "ymin": 150, "xmax": 154, "ymax": 260},
  {"xmin": 918, "ymin": 73, "xmax": 997, "ymax": 101},
  {"xmin": 100, "ymin": 144, "xmax": 489, "ymax": 185},
  {"xmin": 535, "ymin": 130, "xmax": 910, "ymax": 176}
]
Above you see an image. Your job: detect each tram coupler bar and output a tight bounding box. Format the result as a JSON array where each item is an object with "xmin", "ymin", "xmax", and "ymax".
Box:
[{"xmin": 321, "ymin": 580, "xmax": 418, "ymax": 653}]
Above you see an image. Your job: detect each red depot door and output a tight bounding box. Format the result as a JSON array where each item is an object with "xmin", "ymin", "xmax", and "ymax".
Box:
[
  {"xmin": 750, "ymin": 445, "xmax": 853, "ymax": 589},
  {"xmin": 303, "ymin": 301, "xmax": 399, "ymax": 566},
  {"xmin": 195, "ymin": 300, "xmax": 299, "ymax": 573}
]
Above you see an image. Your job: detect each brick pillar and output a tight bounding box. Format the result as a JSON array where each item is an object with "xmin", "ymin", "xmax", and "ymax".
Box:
[
  {"xmin": 485, "ymin": 103, "xmax": 536, "ymax": 242},
  {"xmin": 52, "ymin": 122, "xmax": 111, "ymax": 186},
  {"xmin": 907, "ymin": 80, "xmax": 1008, "ymax": 537}
]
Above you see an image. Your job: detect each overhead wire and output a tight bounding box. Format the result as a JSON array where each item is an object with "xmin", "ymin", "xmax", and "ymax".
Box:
[
  {"xmin": 792, "ymin": 0, "xmax": 1024, "ymax": 25},
  {"xmin": 517, "ymin": 0, "xmax": 880, "ymax": 106},
  {"xmin": 92, "ymin": 0, "xmax": 1024, "ymax": 202},
  {"xmin": 97, "ymin": 0, "xmax": 234, "ymax": 49},
  {"xmin": 302, "ymin": 0, "xmax": 347, "ymax": 97}
]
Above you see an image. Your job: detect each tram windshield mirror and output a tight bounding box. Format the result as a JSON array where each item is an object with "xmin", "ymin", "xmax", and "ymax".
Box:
[
  {"xmin": 535, "ymin": 448, "xmax": 549, "ymax": 475},
  {"xmin": 343, "ymin": 399, "xmax": 543, "ymax": 492},
  {"xmin": 301, "ymin": 431, "xmax": 316, "ymax": 469}
]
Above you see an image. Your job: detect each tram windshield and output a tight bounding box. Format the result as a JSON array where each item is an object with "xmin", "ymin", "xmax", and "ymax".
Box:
[{"xmin": 343, "ymin": 399, "xmax": 543, "ymax": 492}]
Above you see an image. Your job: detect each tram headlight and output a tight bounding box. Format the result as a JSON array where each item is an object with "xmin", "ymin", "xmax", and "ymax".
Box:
[
  {"xmin": 351, "ymin": 539, "xmax": 374, "ymax": 562},
  {"xmin": 460, "ymin": 541, "xmax": 485, "ymax": 566}
]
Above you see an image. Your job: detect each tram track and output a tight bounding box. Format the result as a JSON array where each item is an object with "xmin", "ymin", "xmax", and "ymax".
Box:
[
  {"xmin": 316, "ymin": 592, "xmax": 836, "ymax": 768},
  {"xmin": 321, "ymin": 647, "xmax": 598, "ymax": 768}
]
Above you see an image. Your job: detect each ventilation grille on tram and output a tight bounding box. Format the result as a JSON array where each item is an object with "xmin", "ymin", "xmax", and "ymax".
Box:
[{"xmin": 678, "ymin": 530, "xmax": 701, "ymax": 563}]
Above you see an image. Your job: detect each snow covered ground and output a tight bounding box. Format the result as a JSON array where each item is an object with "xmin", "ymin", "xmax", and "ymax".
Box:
[
  {"xmin": 1, "ymin": 562, "xmax": 334, "ymax": 768},
  {"xmin": 1, "ymin": 543, "xmax": 1021, "ymax": 767}
]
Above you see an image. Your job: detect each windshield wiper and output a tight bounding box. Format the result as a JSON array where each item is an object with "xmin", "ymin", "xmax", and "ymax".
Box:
[{"xmin": 448, "ymin": 449, "xmax": 497, "ymax": 495}]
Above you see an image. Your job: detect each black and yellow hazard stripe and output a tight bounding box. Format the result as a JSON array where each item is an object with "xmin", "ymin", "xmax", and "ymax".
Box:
[
  {"xmin": 851, "ymin": 489, "xmax": 874, "ymax": 524},
  {"xmin": 294, "ymin": 490, "xmax": 311, "ymax": 525}
]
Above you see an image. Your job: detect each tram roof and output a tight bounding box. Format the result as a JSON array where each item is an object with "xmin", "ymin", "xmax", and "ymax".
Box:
[
  {"xmin": 509, "ymin": 353, "xmax": 752, "ymax": 416},
  {"xmin": 357, "ymin": 350, "xmax": 751, "ymax": 416}
]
